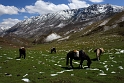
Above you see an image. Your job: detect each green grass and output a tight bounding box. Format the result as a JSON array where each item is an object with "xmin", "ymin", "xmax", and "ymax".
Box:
[
  {"xmin": 1, "ymin": 10, "xmax": 124, "ymax": 83},
  {"xmin": 0, "ymin": 33, "xmax": 124, "ymax": 83}
]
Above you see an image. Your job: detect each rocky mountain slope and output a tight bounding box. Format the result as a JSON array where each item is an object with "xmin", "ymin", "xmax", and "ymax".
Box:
[{"xmin": 1, "ymin": 4, "xmax": 124, "ymax": 45}]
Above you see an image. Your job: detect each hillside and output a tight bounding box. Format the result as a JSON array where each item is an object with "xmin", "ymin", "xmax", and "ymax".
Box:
[{"xmin": 0, "ymin": 4, "xmax": 123, "ymax": 45}]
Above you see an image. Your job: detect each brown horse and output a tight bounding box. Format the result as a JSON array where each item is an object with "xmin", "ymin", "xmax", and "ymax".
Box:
[
  {"xmin": 66, "ymin": 50, "xmax": 92, "ymax": 69},
  {"xmin": 94, "ymin": 48, "xmax": 105, "ymax": 61},
  {"xmin": 19, "ymin": 47, "xmax": 26, "ymax": 59}
]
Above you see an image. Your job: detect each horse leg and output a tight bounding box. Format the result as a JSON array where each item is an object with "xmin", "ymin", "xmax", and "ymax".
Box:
[
  {"xmin": 21, "ymin": 52, "xmax": 23, "ymax": 58},
  {"xmin": 99, "ymin": 52, "xmax": 102, "ymax": 60},
  {"xmin": 79, "ymin": 59, "xmax": 83, "ymax": 69},
  {"xmin": 96, "ymin": 49, "xmax": 100, "ymax": 61},
  {"xmin": 97, "ymin": 55, "xmax": 100, "ymax": 61},
  {"xmin": 87, "ymin": 59, "xmax": 92, "ymax": 68},
  {"xmin": 51, "ymin": 50, "xmax": 52, "ymax": 54},
  {"xmin": 24, "ymin": 53, "xmax": 26, "ymax": 59},
  {"xmin": 66, "ymin": 56, "xmax": 69, "ymax": 66},
  {"xmin": 70, "ymin": 58, "xmax": 73, "ymax": 68},
  {"xmin": 54, "ymin": 50, "xmax": 56, "ymax": 53},
  {"xmin": 19, "ymin": 52, "xmax": 22, "ymax": 58}
]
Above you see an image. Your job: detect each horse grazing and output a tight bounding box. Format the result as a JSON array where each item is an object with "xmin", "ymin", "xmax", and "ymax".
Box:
[
  {"xmin": 19, "ymin": 47, "xmax": 26, "ymax": 59},
  {"xmin": 66, "ymin": 50, "xmax": 92, "ymax": 69},
  {"xmin": 51, "ymin": 47, "xmax": 56, "ymax": 54},
  {"xmin": 94, "ymin": 48, "xmax": 105, "ymax": 61}
]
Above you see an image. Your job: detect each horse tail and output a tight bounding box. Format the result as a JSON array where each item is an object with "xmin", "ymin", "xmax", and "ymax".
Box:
[
  {"xmin": 66, "ymin": 54, "xmax": 69, "ymax": 66},
  {"xmin": 94, "ymin": 49, "xmax": 97, "ymax": 52}
]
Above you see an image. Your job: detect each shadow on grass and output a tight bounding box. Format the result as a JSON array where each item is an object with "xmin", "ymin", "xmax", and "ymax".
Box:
[
  {"xmin": 61, "ymin": 66, "xmax": 89, "ymax": 70},
  {"xmin": 91, "ymin": 58, "xmax": 98, "ymax": 61},
  {"xmin": 15, "ymin": 57, "xmax": 20, "ymax": 59}
]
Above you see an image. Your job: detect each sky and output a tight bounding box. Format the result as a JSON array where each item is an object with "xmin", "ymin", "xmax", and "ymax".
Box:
[{"xmin": 0, "ymin": 0, "xmax": 124, "ymax": 29}]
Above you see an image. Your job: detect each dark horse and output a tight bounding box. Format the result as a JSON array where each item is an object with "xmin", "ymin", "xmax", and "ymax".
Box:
[
  {"xmin": 51, "ymin": 47, "xmax": 56, "ymax": 54},
  {"xmin": 19, "ymin": 47, "xmax": 26, "ymax": 59},
  {"xmin": 66, "ymin": 50, "xmax": 92, "ymax": 68}
]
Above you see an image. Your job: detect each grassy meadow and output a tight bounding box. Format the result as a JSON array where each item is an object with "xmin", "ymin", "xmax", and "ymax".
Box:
[{"xmin": 0, "ymin": 32, "xmax": 124, "ymax": 83}]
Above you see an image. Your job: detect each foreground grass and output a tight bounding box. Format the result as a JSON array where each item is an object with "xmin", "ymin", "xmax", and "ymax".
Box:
[{"xmin": 0, "ymin": 34, "xmax": 124, "ymax": 83}]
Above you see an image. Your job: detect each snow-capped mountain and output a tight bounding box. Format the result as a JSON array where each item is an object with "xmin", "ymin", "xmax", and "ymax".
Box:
[
  {"xmin": 0, "ymin": 26, "xmax": 9, "ymax": 35},
  {"xmin": 3, "ymin": 4, "xmax": 124, "ymax": 42}
]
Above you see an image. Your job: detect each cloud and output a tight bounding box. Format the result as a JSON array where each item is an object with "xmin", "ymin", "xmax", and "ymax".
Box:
[
  {"xmin": 24, "ymin": 16, "xmax": 28, "ymax": 19},
  {"xmin": 0, "ymin": 4, "xmax": 19, "ymax": 15},
  {"xmin": 0, "ymin": 0, "xmax": 90, "ymax": 18},
  {"xmin": 25, "ymin": 0, "xmax": 70, "ymax": 14},
  {"xmin": 0, "ymin": 18, "xmax": 21, "ymax": 30},
  {"xmin": 25, "ymin": 0, "xmax": 90, "ymax": 15},
  {"xmin": 68, "ymin": 0, "xmax": 90, "ymax": 9},
  {"xmin": 0, "ymin": 4, "xmax": 24, "ymax": 29},
  {"xmin": 20, "ymin": 8, "xmax": 26, "ymax": 12},
  {"xmin": 0, "ymin": 4, "xmax": 26, "ymax": 15},
  {"xmin": 89, "ymin": 0, "xmax": 104, "ymax": 3}
]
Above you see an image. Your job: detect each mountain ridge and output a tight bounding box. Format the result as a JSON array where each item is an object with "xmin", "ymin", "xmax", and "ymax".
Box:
[{"xmin": 1, "ymin": 4, "xmax": 124, "ymax": 45}]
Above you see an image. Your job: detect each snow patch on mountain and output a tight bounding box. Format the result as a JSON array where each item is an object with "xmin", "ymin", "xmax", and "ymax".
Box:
[
  {"xmin": 57, "ymin": 36, "xmax": 70, "ymax": 41},
  {"xmin": 112, "ymin": 5, "xmax": 124, "ymax": 12},
  {"xmin": 0, "ymin": 28, "xmax": 3, "ymax": 33},
  {"xmin": 45, "ymin": 33, "xmax": 61, "ymax": 42},
  {"xmin": 57, "ymin": 23, "xmax": 65, "ymax": 28}
]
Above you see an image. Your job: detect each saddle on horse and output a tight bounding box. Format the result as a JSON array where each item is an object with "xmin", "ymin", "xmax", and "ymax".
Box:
[{"xmin": 73, "ymin": 50, "xmax": 79, "ymax": 58}]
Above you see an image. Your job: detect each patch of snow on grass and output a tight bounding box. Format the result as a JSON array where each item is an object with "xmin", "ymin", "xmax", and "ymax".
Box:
[
  {"xmin": 120, "ymin": 50, "xmax": 124, "ymax": 53},
  {"xmin": 98, "ymin": 70, "xmax": 107, "ymax": 76},
  {"xmin": 23, "ymin": 74, "xmax": 28, "ymax": 77},
  {"xmin": 50, "ymin": 74, "xmax": 58, "ymax": 76},
  {"xmin": 22, "ymin": 78, "xmax": 30, "ymax": 82},
  {"xmin": 111, "ymin": 71, "xmax": 116, "ymax": 73},
  {"xmin": 118, "ymin": 66, "xmax": 123, "ymax": 69}
]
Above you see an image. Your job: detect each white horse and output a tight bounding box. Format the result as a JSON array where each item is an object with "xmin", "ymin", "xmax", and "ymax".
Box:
[{"xmin": 94, "ymin": 48, "xmax": 105, "ymax": 61}]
